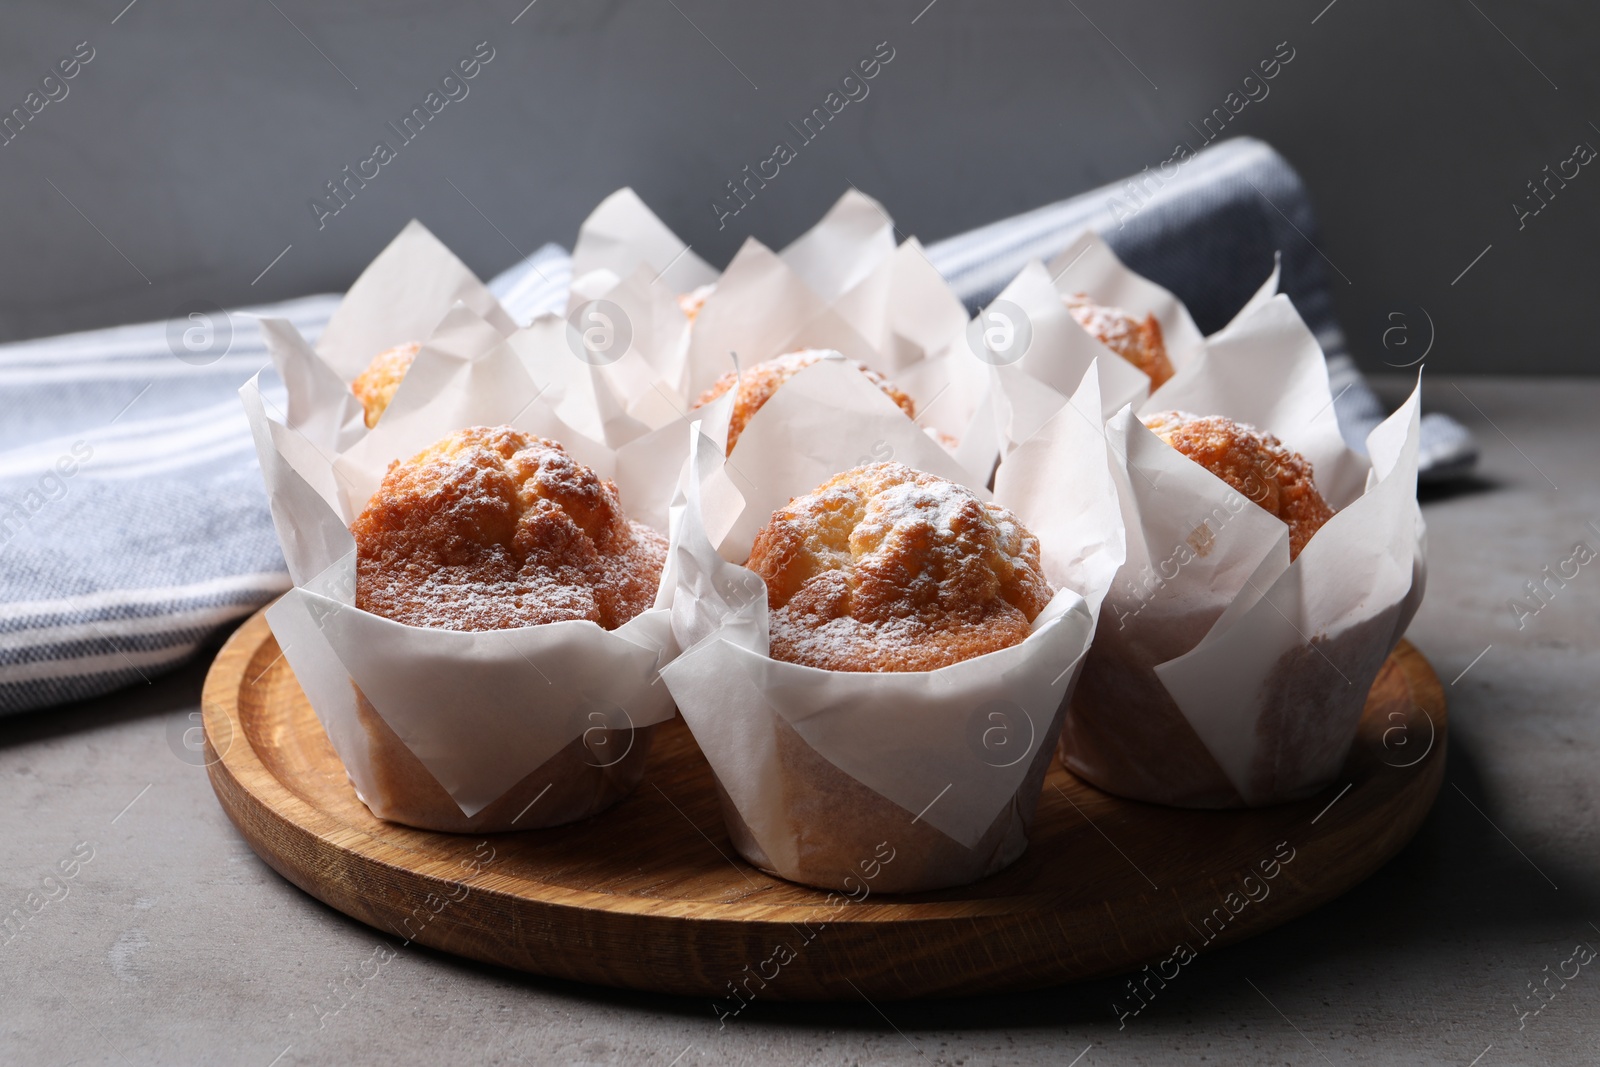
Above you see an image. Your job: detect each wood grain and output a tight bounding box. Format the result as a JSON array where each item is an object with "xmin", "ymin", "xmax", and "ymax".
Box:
[{"xmin": 201, "ymin": 609, "xmax": 1446, "ymax": 1002}]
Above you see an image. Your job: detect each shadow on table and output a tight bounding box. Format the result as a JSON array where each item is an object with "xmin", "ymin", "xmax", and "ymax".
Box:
[
  {"xmin": 24, "ymin": 614, "xmax": 1584, "ymax": 1040},
  {"xmin": 308, "ymin": 720, "xmax": 1593, "ymax": 1038},
  {"xmin": 0, "ymin": 645, "xmax": 215, "ymax": 751},
  {"xmin": 1419, "ymin": 473, "xmax": 1503, "ymax": 506}
]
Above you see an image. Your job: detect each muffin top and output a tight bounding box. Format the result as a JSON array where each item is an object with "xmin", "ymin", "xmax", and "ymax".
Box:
[
  {"xmin": 677, "ymin": 283, "xmax": 717, "ymax": 322},
  {"xmin": 1065, "ymin": 295, "xmax": 1174, "ymax": 389},
  {"xmin": 748, "ymin": 463, "xmax": 1054, "ymax": 672},
  {"xmin": 351, "ymin": 341, "xmax": 421, "ymax": 428},
  {"xmin": 695, "ymin": 349, "xmax": 915, "ymax": 453},
  {"xmin": 352, "ymin": 427, "xmax": 665, "ymax": 631},
  {"xmin": 1143, "ymin": 411, "xmax": 1334, "ymax": 560}
]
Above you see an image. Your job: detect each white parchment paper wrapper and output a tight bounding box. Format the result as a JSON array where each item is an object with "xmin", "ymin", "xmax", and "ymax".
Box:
[
  {"xmin": 240, "ymin": 306, "xmax": 678, "ymax": 832},
  {"xmin": 576, "ymin": 188, "xmax": 974, "ymax": 461},
  {"xmin": 565, "ymin": 188, "xmax": 715, "ymax": 428},
  {"xmin": 658, "ymin": 360, "xmax": 1124, "ymax": 891},
  {"xmin": 561, "ymin": 189, "xmax": 977, "ymax": 514},
  {"xmin": 260, "ymin": 219, "xmax": 517, "ymax": 456},
  {"xmin": 1051, "ymin": 294, "xmax": 1426, "ymax": 808},
  {"xmin": 682, "ymin": 195, "xmax": 968, "ymax": 413},
  {"xmin": 570, "ymin": 187, "xmax": 718, "ymax": 296},
  {"xmin": 981, "ymin": 230, "xmax": 1280, "ymax": 460}
]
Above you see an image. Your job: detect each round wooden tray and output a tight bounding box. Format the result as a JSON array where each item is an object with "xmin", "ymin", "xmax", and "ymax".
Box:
[{"xmin": 202, "ymin": 609, "xmax": 1446, "ymax": 1002}]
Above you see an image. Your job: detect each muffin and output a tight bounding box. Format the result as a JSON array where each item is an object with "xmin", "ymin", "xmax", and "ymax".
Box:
[
  {"xmin": 352, "ymin": 426, "xmax": 666, "ymax": 630},
  {"xmin": 1143, "ymin": 411, "xmax": 1333, "ymax": 559},
  {"xmin": 702, "ymin": 462, "xmax": 1063, "ymax": 890},
  {"xmin": 748, "ymin": 463, "xmax": 1053, "ymax": 672},
  {"xmin": 695, "ymin": 350, "xmax": 916, "ymax": 452},
  {"xmin": 677, "ymin": 283, "xmax": 717, "ymax": 322},
  {"xmin": 351, "ymin": 341, "xmax": 421, "ymax": 428},
  {"xmin": 1063, "ymin": 412, "xmax": 1353, "ymax": 809},
  {"xmin": 341, "ymin": 426, "xmax": 667, "ymax": 831},
  {"xmin": 1065, "ymin": 294, "xmax": 1174, "ymax": 389}
]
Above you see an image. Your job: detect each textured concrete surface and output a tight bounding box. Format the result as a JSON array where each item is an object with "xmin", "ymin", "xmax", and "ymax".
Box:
[{"xmin": 2, "ymin": 375, "xmax": 1597, "ymax": 1066}]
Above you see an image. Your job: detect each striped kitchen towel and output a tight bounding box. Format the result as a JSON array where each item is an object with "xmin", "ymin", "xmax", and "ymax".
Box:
[{"xmin": 0, "ymin": 136, "xmax": 1475, "ymax": 715}]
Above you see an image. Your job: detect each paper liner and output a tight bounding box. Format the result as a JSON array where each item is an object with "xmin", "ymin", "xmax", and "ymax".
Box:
[
  {"xmin": 260, "ymin": 219, "xmax": 517, "ymax": 455},
  {"xmin": 1042, "ymin": 294, "xmax": 1426, "ymax": 808},
  {"xmin": 317, "ymin": 220, "xmax": 517, "ymax": 377},
  {"xmin": 1045, "ymin": 230, "xmax": 1209, "ymax": 368},
  {"xmin": 569, "ymin": 188, "xmax": 718, "ymax": 297},
  {"xmin": 984, "ymin": 230, "xmax": 1280, "ymax": 458},
  {"xmin": 241, "ymin": 305, "xmax": 678, "ymax": 832},
  {"xmin": 261, "ymin": 557, "xmax": 674, "ymax": 831},
  {"xmin": 711, "ymin": 695, "xmax": 1068, "ymax": 895},
  {"xmin": 658, "ymin": 360, "xmax": 1122, "ymax": 892},
  {"xmin": 558, "ymin": 190, "xmax": 983, "ymax": 510},
  {"xmin": 350, "ymin": 688, "xmax": 656, "ymax": 833},
  {"xmin": 566, "ymin": 189, "xmax": 715, "ymax": 428},
  {"xmin": 681, "ymin": 206, "xmax": 968, "ymax": 418},
  {"xmin": 575, "ymin": 188, "xmax": 975, "ymax": 457}
]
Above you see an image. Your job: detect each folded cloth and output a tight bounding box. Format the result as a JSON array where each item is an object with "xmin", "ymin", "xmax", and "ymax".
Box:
[
  {"xmin": 0, "ymin": 136, "xmax": 1473, "ymax": 716},
  {"xmin": 924, "ymin": 136, "xmax": 1477, "ymax": 478}
]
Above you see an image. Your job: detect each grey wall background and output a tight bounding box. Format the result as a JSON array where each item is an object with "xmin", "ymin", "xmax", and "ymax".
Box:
[{"xmin": 0, "ymin": 0, "xmax": 1594, "ymax": 374}]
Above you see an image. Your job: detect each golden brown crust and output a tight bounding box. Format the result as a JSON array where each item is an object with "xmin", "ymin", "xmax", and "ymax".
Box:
[
  {"xmin": 676, "ymin": 283, "xmax": 716, "ymax": 322},
  {"xmin": 352, "ymin": 427, "xmax": 665, "ymax": 631},
  {"xmin": 351, "ymin": 341, "xmax": 422, "ymax": 428},
  {"xmin": 1065, "ymin": 295, "xmax": 1175, "ymax": 389},
  {"xmin": 1143, "ymin": 411, "xmax": 1334, "ymax": 560},
  {"xmin": 693, "ymin": 350, "xmax": 916, "ymax": 453},
  {"xmin": 747, "ymin": 463, "xmax": 1053, "ymax": 672}
]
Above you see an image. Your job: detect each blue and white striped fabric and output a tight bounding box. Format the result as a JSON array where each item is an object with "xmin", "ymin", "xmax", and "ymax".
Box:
[{"xmin": 0, "ymin": 136, "xmax": 1474, "ymax": 716}]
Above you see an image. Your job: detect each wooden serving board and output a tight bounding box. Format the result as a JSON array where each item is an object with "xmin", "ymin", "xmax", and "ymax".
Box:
[{"xmin": 202, "ymin": 610, "xmax": 1446, "ymax": 1002}]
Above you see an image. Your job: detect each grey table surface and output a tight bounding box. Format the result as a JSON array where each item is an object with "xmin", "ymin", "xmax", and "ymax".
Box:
[{"xmin": 1, "ymin": 375, "xmax": 1596, "ymax": 1067}]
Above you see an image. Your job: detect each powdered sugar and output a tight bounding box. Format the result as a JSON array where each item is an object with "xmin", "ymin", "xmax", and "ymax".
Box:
[
  {"xmin": 1065, "ymin": 296, "xmax": 1138, "ymax": 350},
  {"xmin": 353, "ymin": 427, "xmax": 666, "ymax": 632},
  {"xmin": 750, "ymin": 463, "xmax": 1052, "ymax": 672}
]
